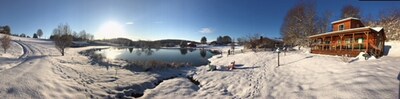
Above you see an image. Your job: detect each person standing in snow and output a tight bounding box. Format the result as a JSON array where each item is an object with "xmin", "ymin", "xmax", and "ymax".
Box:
[{"xmin": 228, "ymin": 49, "xmax": 231, "ymax": 56}]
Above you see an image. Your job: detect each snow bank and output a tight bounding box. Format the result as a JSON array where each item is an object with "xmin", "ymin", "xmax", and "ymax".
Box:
[{"xmin": 385, "ymin": 41, "xmax": 400, "ymax": 57}]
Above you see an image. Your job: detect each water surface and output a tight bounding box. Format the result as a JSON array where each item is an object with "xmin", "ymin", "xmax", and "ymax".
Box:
[{"xmin": 94, "ymin": 48, "xmax": 214, "ymax": 66}]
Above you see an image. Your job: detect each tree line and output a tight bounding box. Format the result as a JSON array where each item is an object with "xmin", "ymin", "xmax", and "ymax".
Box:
[
  {"xmin": 50, "ymin": 23, "xmax": 94, "ymax": 56},
  {"xmin": 199, "ymin": 35, "xmax": 233, "ymax": 45},
  {"xmin": 50, "ymin": 29, "xmax": 94, "ymax": 41}
]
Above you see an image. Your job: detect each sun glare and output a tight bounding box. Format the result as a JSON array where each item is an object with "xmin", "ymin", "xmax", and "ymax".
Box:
[
  {"xmin": 96, "ymin": 21, "xmax": 126, "ymax": 39},
  {"xmin": 104, "ymin": 50, "xmax": 122, "ymax": 60}
]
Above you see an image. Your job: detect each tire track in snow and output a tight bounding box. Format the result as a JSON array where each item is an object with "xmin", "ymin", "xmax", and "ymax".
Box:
[
  {"xmin": 0, "ymin": 41, "xmax": 33, "ymax": 72},
  {"xmin": 0, "ymin": 41, "xmax": 41, "ymax": 78}
]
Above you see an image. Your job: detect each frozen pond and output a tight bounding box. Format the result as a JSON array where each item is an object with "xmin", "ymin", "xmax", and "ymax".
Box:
[{"xmin": 94, "ymin": 48, "xmax": 215, "ymax": 66}]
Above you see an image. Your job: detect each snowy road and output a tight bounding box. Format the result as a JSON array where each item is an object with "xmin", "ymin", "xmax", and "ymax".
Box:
[{"xmin": 0, "ymin": 40, "xmax": 86, "ymax": 98}]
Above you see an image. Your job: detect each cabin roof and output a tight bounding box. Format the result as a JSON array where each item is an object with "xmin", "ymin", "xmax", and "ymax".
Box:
[
  {"xmin": 331, "ymin": 17, "xmax": 360, "ymax": 24},
  {"xmin": 371, "ymin": 27, "xmax": 383, "ymax": 32},
  {"xmin": 308, "ymin": 26, "xmax": 383, "ymax": 38}
]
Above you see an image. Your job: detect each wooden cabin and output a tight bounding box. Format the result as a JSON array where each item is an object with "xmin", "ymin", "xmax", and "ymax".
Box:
[{"xmin": 309, "ymin": 17, "xmax": 386, "ymax": 57}]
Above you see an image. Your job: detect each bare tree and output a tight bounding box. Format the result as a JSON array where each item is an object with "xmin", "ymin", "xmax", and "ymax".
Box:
[
  {"xmin": 72, "ymin": 31, "xmax": 78, "ymax": 41},
  {"xmin": 245, "ymin": 33, "xmax": 261, "ymax": 49},
  {"xmin": 36, "ymin": 29, "xmax": 43, "ymax": 38},
  {"xmin": 236, "ymin": 37, "xmax": 246, "ymax": 45},
  {"xmin": 89, "ymin": 35, "xmax": 94, "ymax": 41},
  {"xmin": 281, "ymin": 1, "xmax": 317, "ymax": 47},
  {"xmin": 1, "ymin": 35, "xmax": 11, "ymax": 53},
  {"xmin": 79, "ymin": 30, "xmax": 87, "ymax": 41},
  {"xmin": 377, "ymin": 8, "xmax": 400, "ymax": 41},
  {"xmin": 363, "ymin": 8, "xmax": 400, "ymax": 41},
  {"xmin": 362, "ymin": 13, "xmax": 377, "ymax": 26},
  {"xmin": 341, "ymin": 5, "xmax": 361, "ymax": 18},
  {"xmin": 316, "ymin": 11, "xmax": 333, "ymax": 33},
  {"xmin": 53, "ymin": 24, "xmax": 73, "ymax": 56}
]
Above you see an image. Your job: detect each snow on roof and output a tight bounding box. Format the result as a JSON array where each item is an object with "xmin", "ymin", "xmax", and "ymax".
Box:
[
  {"xmin": 371, "ymin": 27, "xmax": 383, "ymax": 32},
  {"xmin": 309, "ymin": 26, "xmax": 371, "ymax": 38},
  {"xmin": 331, "ymin": 17, "xmax": 360, "ymax": 24}
]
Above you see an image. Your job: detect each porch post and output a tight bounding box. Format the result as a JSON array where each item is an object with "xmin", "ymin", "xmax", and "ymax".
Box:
[
  {"xmin": 322, "ymin": 37, "xmax": 325, "ymax": 50},
  {"xmin": 330, "ymin": 35, "xmax": 333, "ymax": 50},
  {"xmin": 311, "ymin": 38, "xmax": 315, "ymax": 50},
  {"xmin": 339, "ymin": 34, "xmax": 344, "ymax": 50},
  {"xmin": 352, "ymin": 33, "xmax": 355, "ymax": 51},
  {"xmin": 365, "ymin": 31, "xmax": 369, "ymax": 52}
]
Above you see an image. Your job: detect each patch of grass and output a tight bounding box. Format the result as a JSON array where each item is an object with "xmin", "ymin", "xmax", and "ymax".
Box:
[{"xmin": 124, "ymin": 60, "xmax": 190, "ymax": 72}]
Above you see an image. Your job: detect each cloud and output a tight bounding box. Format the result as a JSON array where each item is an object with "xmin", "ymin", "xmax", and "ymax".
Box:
[
  {"xmin": 199, "ymin": 28, "xmax": 213, "ymax": 34},
  {"xmin": 125, "ymin": 22, "xmax": 134, "ymax": 25}
]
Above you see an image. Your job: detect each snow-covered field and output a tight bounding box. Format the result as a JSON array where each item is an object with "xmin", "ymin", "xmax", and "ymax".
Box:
[{"xmin": 0, "ymin": 34, "xmax": 399, "ymax": 98}]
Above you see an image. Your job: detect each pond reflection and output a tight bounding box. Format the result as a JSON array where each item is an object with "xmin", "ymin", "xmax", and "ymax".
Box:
[
  {"xmin": 180, "ymin": 48, "xmax": 188, "ymax": 55},
  {"xmin": 94, "ymin": 48, "xmax": 215, "ymax": 66},
  {"xmin": 128, "ymin": 48, "xmax": 133, "ymax": 53},
  {"xmin": 200, "ymin": 49, "xmax": 206, "ymax": 58}
]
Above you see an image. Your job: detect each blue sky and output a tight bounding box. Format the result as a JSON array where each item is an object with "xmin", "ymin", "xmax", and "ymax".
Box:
[{"xmin": 0, "ymin": 0, "xmax": 399, "ymax": 41}]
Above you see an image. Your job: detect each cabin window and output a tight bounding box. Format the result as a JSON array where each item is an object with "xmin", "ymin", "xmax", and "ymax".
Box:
[
  {"xmin": 318, "ymin": 39, "xmax": 322, "ymax": 44},
  {"xmin": 357, "ymin": 38, "xmax": 364, "ymax": 44},
  {"xmin": 325, "ymin": 40, "xmax": 330, "ymax": 44},
  {"xmin": 324, "ymin": 40, "xmax": 330, "ymax": 50},
  {"xmin": 355, "ymin": 38, "xmax": 365, "ymax": 51},
  {"xmin": 318, "ymin": 39, "xmax": 323, "ymax": 50},
  {"xmin": 339, "ymin": 24, "xmax": 345, "ymax": 30},
  {"xmin": 346, "ymin": 38, "xmax": 352, "ymax": 49}
]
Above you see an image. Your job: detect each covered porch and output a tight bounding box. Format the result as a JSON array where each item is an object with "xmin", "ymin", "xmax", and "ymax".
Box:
[{"xmin": 309, "ymin": 28, "xmax": 383, "ymax": 57}]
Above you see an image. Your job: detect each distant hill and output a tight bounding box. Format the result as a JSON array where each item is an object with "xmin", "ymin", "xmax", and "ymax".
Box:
[
  {"xmin": 154, "ymin": 39, "xmax": 200, "ymax": 47},
  {"xmin": 95, "ymin": 38, "xmax": 200, "ymax": 47},
  {"xmin": 94, "ymin": 38, "xmax": 134, "ymax": 46}
]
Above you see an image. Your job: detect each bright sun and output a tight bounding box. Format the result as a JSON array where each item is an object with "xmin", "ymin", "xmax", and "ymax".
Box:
[{"xmin": 96, "ymin": 21, "xmax": 126, "ymax": 39}]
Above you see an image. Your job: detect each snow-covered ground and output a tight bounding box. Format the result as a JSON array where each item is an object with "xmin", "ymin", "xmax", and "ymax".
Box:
[
  {"xmin": 0, "ymin": 39, "xmax": 23, "ymax": 71},
  {"xmin": 0, "ymin": 34, "xmax": 399, "ymax": 98},
  {"xmin": 144, "ymin": 51, "xmax": 399, "ymax": 98}
]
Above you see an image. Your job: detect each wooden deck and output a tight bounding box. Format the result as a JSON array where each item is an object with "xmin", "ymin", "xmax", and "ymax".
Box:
[{"xmin": 310, "ymin": 50, "xmax": 361, "ymax": 57}]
